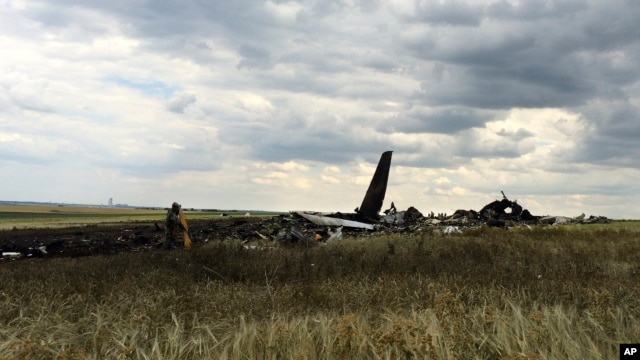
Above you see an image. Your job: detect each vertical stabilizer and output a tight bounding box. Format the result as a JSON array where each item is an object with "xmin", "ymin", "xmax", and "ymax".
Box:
[{"xmin": 356, "ymin": 151, "xmax": 393, "ymax": 221}]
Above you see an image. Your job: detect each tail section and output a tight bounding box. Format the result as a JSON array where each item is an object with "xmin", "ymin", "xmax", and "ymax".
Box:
[{"xmin": 356, "ymin": 151, "xmax": 393, "ymax": 221}]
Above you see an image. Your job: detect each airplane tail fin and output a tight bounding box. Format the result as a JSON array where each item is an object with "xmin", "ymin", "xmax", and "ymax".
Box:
[{"xmin": 356, "ymin": 151, "xmax": 393, "ymax": 221}]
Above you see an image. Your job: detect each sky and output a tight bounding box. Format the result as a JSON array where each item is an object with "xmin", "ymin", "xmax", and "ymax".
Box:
[{"xmin": 1, "ymin": 0, "xmax": 640, "ymax": 219}]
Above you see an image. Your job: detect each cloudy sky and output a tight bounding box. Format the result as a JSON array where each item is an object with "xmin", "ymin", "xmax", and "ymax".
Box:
[{"xmin": 1, "ymin": 0, "xmax": 639, "ymax": 219}]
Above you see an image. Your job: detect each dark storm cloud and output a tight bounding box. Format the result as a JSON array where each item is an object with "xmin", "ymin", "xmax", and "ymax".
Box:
[
  {"xmin": 404, "ymin": 0, "xmax": 640, "ymax": 110},
  {"xmin": 215, "ymin": 104, "xmax": 461, "ymax": 169},
  {"xmin": 409, "ymin": 1, "xmax": 484, "ymax": 26},
  {"xmin": 217, "ymin": 111, "xmax": 391, "ymax": 165},
  {"xmin": 24, "ymin": 0, "xmax": 289, "ymax": 57},
  {"xmin": 17, "ymin": 0, "xmax": 640, "ymax": 171},
  {"xmin": 572, "ymin": 102, "xmax": 640, "ymax": 167},
  {"xmin": 596, "ymin": 104, "xmax": 640, "ymax": 140},
  {"xmin": 237, "ymin": 44, "xmax": 273, "ymax": 70},
  {"xmin": 392, "ymin": 144, "xmax": 464, "ymax": 169},
  {"xmin": 411, "ymin": 39, "xmax": 602, "ymax": 109},
  {"xmin": 278, "ymin": 47, "xmax": 358, "ymax": 74},
  {"xmin": 393, "ymin": 0, "xmax": 640, "ymax": 170},
  {"xmin": 380, "ymin": 108, "xmax": 494, "ymax": 134},
  {"xmin": 487, "ymin": 0, "xmax": 588, "ymax": 21}
]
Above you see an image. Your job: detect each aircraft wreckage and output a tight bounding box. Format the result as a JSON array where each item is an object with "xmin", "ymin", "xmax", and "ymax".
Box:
[
  {"xmin": 291, "ymin": 150, "xmax": 393, "ymax": 232},
  {"xmin": 278, "ymin": 151, "xmax": 609, "ymax": 246},
  {"xmin": 0, "ymin": 151, "xmax": 611, "ymax": 259}
]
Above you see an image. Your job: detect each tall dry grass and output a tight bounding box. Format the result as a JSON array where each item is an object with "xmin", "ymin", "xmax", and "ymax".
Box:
[{"xmin": 1, "ymin": 224, "xmax": 639, "ymax": 359}]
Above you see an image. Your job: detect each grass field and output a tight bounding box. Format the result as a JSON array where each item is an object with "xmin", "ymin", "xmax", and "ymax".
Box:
[
  {"xmin": 0, "ymin": 205, "xmax": 280, "ymax": 230},
  {"xmin": 1, "ymin": 219, "xmax": 640, "ymax": 359}
]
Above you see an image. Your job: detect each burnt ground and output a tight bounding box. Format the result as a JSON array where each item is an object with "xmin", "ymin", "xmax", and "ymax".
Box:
[
  {"xmin": 0, "ymin": 206, "xmax": 610, "ymax": 262},
  {"xmin": 0, "ymin": 214, "xmax": 384, "ymax": 261},
  {"xmin": 0, "ymin": 216, "xmax": 289, "ymax": 261}
]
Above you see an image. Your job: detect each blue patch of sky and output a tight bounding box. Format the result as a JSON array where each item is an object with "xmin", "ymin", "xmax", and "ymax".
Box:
[{"xmin": 104, "ymin": 76, "xmax": 177, "ymax": 99}]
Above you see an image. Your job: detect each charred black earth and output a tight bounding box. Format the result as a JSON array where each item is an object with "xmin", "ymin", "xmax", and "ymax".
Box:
[
  {"xmin": 0, "ymin": 204, "xmax": 610, "ymax": 262},
  {"xmin": 0, "ymin": 214, "xmax": 386, "ymax": 261},
  {"xmin": 0, "ymin": 217, "xmax": 276, "ymax": 260}
]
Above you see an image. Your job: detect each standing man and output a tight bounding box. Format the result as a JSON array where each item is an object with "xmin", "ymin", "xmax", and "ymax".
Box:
[{"xmin": 165, "ymin": 202, "xmax": 186, "ymax": 249}]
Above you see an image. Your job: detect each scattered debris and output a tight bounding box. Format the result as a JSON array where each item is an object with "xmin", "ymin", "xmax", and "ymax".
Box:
[
  {"xmin": 539, "ymin": 214, "xmax": 610, "ymax": 225},
  {"xmin": 0, "ymin": 202, "xmax": 611, "ymax": 260},
  {"xmin": 442, "ymin": 226, "xmax": 462, "ymax": 234},
  {"xmin": 0, "ymin": 150, "xmax": 611, "ymax": 260},
  {"xmin": 295, "ymin": 212, "xmax": 374, "ymax": 230},
  {"xmin": 326, "ymin": 226, "xmax": 343, "ymax": 243}
]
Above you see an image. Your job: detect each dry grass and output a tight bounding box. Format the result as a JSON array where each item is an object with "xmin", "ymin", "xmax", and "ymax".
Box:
[{"xmin": 1, "ymin": 224, "xmax": 639, "ymax": 359}]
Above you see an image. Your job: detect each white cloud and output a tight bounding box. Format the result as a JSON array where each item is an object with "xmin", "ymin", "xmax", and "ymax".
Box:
[
  {"xmin": 321, "ymin": 174, "xmax": 340, "ymax": 184},
  {"xmin": 264, "ymin": 1, "xmax": 303, "ymax": 23},
  {"xmin": 324, "ymin": 165, "xmax": 341, "ymax": 174}
]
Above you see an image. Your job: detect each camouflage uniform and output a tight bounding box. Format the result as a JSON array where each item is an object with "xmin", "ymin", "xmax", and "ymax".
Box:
[{"xmin": 164, "ymin": 203, "xmax": 184, "ymax": 249}]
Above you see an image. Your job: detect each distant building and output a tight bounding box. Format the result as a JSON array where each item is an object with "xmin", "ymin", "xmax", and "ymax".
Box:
[{"xmin": 108, "ymin": 198, "xmax": 113, "ymax": 207}]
